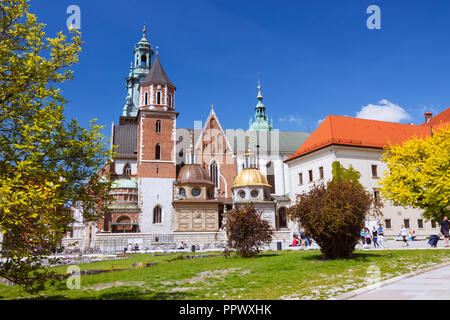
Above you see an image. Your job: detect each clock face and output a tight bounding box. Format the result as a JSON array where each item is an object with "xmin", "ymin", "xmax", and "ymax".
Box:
[
  {"xmin": 192, "ymin": 188, "xmax": 201, "ymax": 197},
  {"xmin": 179, "ymin": 188, "xmax": 186, "ymax": 197}
]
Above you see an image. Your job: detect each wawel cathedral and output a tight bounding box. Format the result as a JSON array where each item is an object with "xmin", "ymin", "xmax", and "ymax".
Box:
[
  {"xmin": 65, "ymin": 28, "xmax": 310, "ymax": 251},
  {"xmin": 65, "ymin": 28, "xmax": 450, "ymax": 251}
]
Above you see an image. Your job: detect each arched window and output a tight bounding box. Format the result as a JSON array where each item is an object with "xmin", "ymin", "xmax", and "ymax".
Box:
[
  {"xmin": 278, "ymin": 207, "xmax": 287, "ymax": 229},
  {"xmin": 144, "ymin": 92, "xmax": 148, "ymax": 105},
  {"xmin": 266, "ymin": 162, "xmax": 275, "ymax": 194},
  {"xmin": 155, "ymin": 144, "xmax": 161, "ymax": 160},
  {"xmin": 168, "ymin": 94, "xmax": 173, "ymax": 107},
  {"xmin": 156, "ymin": 120, "xmax": 161, "ymax": 133},
  {"xmin": 141, "ymin": 55, "xmax": 147, "ymax": 67},
  {"xmin": 156, "ymin": 91, "xmax": 161, "ymax": 105},
  {"xmin": 153, "ymin": 206, "xmax": 162, "ymax": 224},
  {"xmin": 210, "ymin": 161, "xmax": 218, "ymax": 188},
  {"xmin": 123, "ymin": 163, "xmax": 131, "ymax": 175}
]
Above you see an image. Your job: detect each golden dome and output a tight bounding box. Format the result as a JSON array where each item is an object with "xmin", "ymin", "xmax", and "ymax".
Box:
[{"xmin": 232, "ymin": 168, "xmax": 271, "ymax": 188}]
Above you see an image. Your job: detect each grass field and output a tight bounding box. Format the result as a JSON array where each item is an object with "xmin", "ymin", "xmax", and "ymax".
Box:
[{"xmin": 0, "ymin": 249, "xmax": 448, "ymax": 300}]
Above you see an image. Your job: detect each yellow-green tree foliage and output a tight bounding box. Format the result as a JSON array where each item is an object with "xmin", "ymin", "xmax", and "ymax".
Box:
[
  {"xmin": 0, "ymin": 0, "xmax": 114, "ymax": 293},
  {"xmin": 380, "ymin": 125, "xmax": 450, "ymax": 222}
]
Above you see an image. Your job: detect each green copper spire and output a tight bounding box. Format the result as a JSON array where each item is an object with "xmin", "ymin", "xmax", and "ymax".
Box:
[{"xmin": 249, "ymin": 80, "xmax": 274, "ymax": 131}]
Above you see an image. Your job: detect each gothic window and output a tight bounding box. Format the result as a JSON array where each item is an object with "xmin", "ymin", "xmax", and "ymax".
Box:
[
  {"xmin": 210, "ymin": 161, "xmax": 218, "ymax": 188},
  {"xmin": 156, "ymin": 120, "xmax": 162, "ymax": 133},
  {"xmin": 278, "ymin": 207, "xmax": 288, "ymax": 229},
  {"xmin": 266, "ymin": 162, "xmax": 275, "ymax": 194},
  {"xmin": 123, "ymin": 163, "xmax": 131, "ymax": 175},
  {"xmin": 153, "ymin": 206, "xmax": 162, "ymax": 224},
  {"xmin": 156, "ymin": 91, "xmax": 161, "ymax": 105},
  {"xmin": 155, "ymin": 144, "xmax": 161, "ymax": 160}
]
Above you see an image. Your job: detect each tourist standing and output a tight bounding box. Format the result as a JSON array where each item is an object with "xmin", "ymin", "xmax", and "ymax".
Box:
[
  {"xmin": 360, "ymin": 230, "xmax": 366, "ymax": 246},
  {"xmin": 377, "ymin": 224, "xmax": 385, "ymax": 249},
  {"xmin": 400, "ymin": 225, "xmax": 408, "ymax": 247},
  {"xmin": 440, "ymin": 216, "xmax": 450, "ymax": 248},
  {"xmin": 372, "ymin": 226, "xmax": 379, "ymax": 248}
]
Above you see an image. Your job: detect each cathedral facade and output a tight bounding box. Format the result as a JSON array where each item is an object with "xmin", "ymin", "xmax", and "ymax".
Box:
[{"xmin": 64, "ymin": 29, "xmax": 310, "ymax": 251}]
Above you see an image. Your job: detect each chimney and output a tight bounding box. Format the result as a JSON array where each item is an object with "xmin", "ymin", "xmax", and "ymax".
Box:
[{"xmin": 424, "ymin": 112, "xmax": 433, "ymax": 124}]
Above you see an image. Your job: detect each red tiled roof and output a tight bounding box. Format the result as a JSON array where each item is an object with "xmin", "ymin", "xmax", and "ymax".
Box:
[
  {"xmin": 285, "ymin": 115, "xmax": 432, "ymax": 162},
  {"xmin": 422, "ymin": 108, "xmax": 450, "ymax": 129}
]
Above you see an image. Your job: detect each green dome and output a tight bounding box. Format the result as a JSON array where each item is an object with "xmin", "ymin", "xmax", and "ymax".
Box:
[{"xmin": 111, "ymin": 178, "xmax": 138, "ymax": 189}]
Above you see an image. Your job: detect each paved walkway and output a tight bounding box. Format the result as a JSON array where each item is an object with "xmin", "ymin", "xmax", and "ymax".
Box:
[{"xmin": 350, "ymin": 264, "xmax": 450, "ymax": 300}]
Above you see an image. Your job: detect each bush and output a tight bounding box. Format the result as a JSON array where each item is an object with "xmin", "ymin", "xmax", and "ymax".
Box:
[
  {"xmin": 223, "ymin": 205, "xmax": 273, "ymax": 258},
  {"xmin": 288, "ymin": 178, "xmax": 380, "ymax": 259}
]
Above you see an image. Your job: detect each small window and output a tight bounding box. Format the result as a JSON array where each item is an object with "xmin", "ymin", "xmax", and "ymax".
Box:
[
  {"xmin": 144, "ymin": 92, "xmax": 148, "ymax": 105},
  {"xmin": 156, "ymin": 91, "xmax": 161, "ymax": 105},
  {"xmin": 168, "ymin": 94, "xmax": 173, "ymax": 107},
  {"xmin": 156, "ymin": 120, "xmax": 162, "ymax": 133},
  {"xmin": 251, "ymin": 189, "xmax": 259, "ymax": 198},
  {"xmin": 308, "ymin": 170, "xmax": 313, "ymax": 182},
  {"xmin": 319, "ymin": 167, "xmax": 324, "ymax": 180},
  {"xmin": 372, "ymin": 165, "xmax": 378, "ymax": 178},
  {"xmin": 374, "ymin": 190, "xmax": 380, "ymax": 203},
  {"xmin": 298, "ymin": 173, "xmax": 303, "ymax": 185},
  {"xmin": 418, "ymin": 219, "xmax": 424, "ymax": 229},
  {"xmin": 238, "ymin": 190, "xmax": 246, "ymax": 199},
  {"xmin": 155, "ymin": 144, "xmax": 161, "ymax": 160},
  {"xmin": 179, "ymin": 188, "xmax": 186, "ymax": 198},
  {"xmin": 431, "ymin": 219, "xmax": 437, "ymax": 228},
  {"xmin": 153, "ymin": 206, "xmax": 162, "ymax": 224},
  {"xmin": 123, "ymin": 163, "xmax": 131, "ymax": 175},
  {"xmin": 404, "ymin": 219, "xmax": 410, "ymax": 229},
  {"xmin": 385, "ymin": 219, "xmax": 392, "ymax": 229},
  {"xmin": 192, "ymin": 188, "xmax": 201, "ymax": 197}
]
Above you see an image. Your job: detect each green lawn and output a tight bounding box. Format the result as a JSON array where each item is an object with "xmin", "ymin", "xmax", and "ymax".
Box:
[{"xmin": 0, "ymin": 249, "xmax": 448, "ymax": 300}]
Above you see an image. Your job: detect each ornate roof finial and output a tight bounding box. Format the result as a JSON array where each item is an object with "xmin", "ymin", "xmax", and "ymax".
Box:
[
  {"xmin": 211, "ymin": 104, "xmax": 215, "ymax": 110},
  {"xmin": 257, "ymin": 75, "xmax": 263, "ymax": 101},
  {"xmin": 156, "ymin": 45, "xmax": 159, "ymax": 55},
  {"xmin": 143, "ymin": 24, "xmax": 147, "ymax": 35}
]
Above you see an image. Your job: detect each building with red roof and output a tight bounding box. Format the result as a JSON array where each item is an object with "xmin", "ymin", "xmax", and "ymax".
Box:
[{"xmin": 285, "ymin": 108, "xmax": 449, "ymax": 237}]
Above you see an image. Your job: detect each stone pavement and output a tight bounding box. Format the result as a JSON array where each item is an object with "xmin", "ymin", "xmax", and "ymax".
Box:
[{"xmin": 350, "ymin": 264, "xmax": 450, "ymax": 300}]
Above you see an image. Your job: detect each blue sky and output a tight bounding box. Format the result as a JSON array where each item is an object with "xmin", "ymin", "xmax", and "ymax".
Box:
[{"xmin": 31, "ymin": 0, "xmax": 450, "ymax": 136}]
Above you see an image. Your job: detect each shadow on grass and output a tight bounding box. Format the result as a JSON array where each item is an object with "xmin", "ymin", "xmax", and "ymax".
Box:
[{"xmin": 301, "ymin": 252, "xmax": 383, "ymax": 262}]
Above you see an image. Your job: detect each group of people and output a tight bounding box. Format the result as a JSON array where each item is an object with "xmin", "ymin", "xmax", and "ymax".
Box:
[
  {"xmin": 360, "ymin": 224, "xmax": 385, "ymax": 249},
  {"xmin": 291, "ymin": 232, "xmax": 312, "ymax": 247},
  {"xmin": 399, "ymin": 226, "xmax": 418, "ymax": 247}
]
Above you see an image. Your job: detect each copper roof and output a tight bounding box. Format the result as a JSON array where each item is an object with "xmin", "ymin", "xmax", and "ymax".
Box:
[{"xmin": 177, "ymin": 164, "xmax": 214, "ymax": 185}]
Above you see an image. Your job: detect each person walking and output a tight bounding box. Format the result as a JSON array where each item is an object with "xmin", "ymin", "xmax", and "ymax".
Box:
[
  {"xmin": 372, "ymin": 226, "xmax": 379, "ymax": 248},
  {"xmin": 364, "ymin": 228, "xmax": 372, "ymax": 248},
  {"xmin": 440, "ymin": 216, "xmax": 450, "ymax": 248},
  {"xmin": 400, "ymin": 225, "xmax": 408, "ymax": 247},
  {"xmin": 377, "ymin": 224, "xmax": 385, "ymax": 249}
]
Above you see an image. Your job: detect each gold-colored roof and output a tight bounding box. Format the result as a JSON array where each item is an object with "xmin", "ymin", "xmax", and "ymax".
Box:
[{"xmin": 232, "ymin": 168, "xmax": 271, "ymax": 188}]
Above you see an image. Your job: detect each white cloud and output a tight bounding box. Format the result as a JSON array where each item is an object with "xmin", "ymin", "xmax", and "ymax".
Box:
[
  {"xmin": 279, "ymin": 115, "xmax": 302, "ymax": 126},
  {"xmin": 356, "ymin": 99, "xmax": 412, "ymax": 123},
  {"xmin": 317, "ymin": 118, "xmax": 325, "ymax": 125}
]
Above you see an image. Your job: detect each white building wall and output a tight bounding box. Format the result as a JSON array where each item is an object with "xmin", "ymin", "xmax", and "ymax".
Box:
[
  {"xmin": 139, "ymin": 178, "xmax": 174, "ymax": 234},
  {"xmin": 286, "ymin": 145, "xmax": 440, "ymax": 237}
]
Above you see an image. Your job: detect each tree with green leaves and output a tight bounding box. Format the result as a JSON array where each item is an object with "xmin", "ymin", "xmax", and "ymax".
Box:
[
  {"xmin": 380, "ymin": 126, "xmax": 450, "ymax": 222},
  {"xmin": 0, "ymin": 0, "xmax": 114, "ymax": 293}
]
